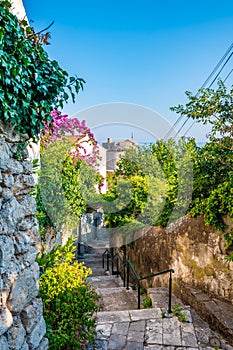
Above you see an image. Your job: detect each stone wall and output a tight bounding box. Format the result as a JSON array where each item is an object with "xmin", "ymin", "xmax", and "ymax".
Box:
[
  {"xmin": 0, "ymin": 127, "xmax": 48, "ymax": 349},
  {"xmin": 113, "ymin": 216, "xmax": 233, "ymax": 304}
]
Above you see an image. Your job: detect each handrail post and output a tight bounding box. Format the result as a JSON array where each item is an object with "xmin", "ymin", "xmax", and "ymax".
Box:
[
  {"xmin": 116, "ymin": 257, "xmax": 119, "ymax": 277},
  {"xmin": 107, "ymin": 251, "xmax": 109, "ymax": 271},
  {"xmin": 123, "ymin": 261, "xmax": 126, "ymax": 287},
  {"xmin": 111, "ymin": 248, "xmax": 114, "ymax": 274},
  {"xmin": 168, "ymin": 271, "xmax": 172, "ymax": 313},
  {"xmin": 102, "ymin": 253, "xmax": 105, "ymax": 269},
  {"xmin": 126, "ymin": 260, "xmax": 129, "ymax": 290},
  {"xmin": 137, "ymin": 282, "xmax": 141, "ymax": 309}
]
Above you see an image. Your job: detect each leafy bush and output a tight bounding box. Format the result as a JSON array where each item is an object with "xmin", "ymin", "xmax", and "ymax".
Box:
[
  {"xmin": 38, "ymin": 238, "xmax": 100, "ymax": 349},
  {"xmin": 39, "ymin": 261, "xmax": 100, "ymax": 349},
  {"xmin": 36, "ymin": 236, "xmax": 76, "ymax": 273},
  {"xmin": 104, "ymin": 138, "xmax": 194, "ymax": 228}
]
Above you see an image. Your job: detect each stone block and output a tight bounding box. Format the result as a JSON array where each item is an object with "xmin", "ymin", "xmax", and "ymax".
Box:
[
  {"xmin": 1, "ymin": 197, "xmax": 25, "ymax": 234},
  {"xmin": 3, "ymin": 174, "xmax": 14, "ymax": 188},
  {"xmin": 21, "ymin": 298, "xmax": 43, "ymax": 334},
  {"xmin": 127, "ymin": 330, "xmax": 144, "ymax": 342},
  {"xmin": 6, "ymin": 317, "xmax": 26, "ymax": 349},
  {"xmin": 0, "ymin": 335, "xmax": 9, "ymax": 350},
  {"xmin": 108, "ymin": 334, "xmax": 126, "ymax": 349},
  {"xmin": 0, "ymin": 307, "xmax": 13, "ymax": 336},
  {"xmin": 162, "ymin": 318, "xmax": 182, "ymax": 346},
  {"xmin": 97, "ymin": 310, "xmax": 130, "ymax": 324},
  {"xmin": 7, "ymin": 267, "xmax": 39, "ymax": 313},
  {"xmin": 10, "ymin": 160, "xmax": 23, "ymax": 175},
  {"xmin": 0, "ymin": 152, "xmax": 10, "ymax": 171},
  {"xmin": 145, "ymin": 319, "xmax": 162, "ymax": 345},
  {"xmin": 181, "ymin": 322, "xmax": 198, "ymax": 347},
  {"xmin": 27, "ymin": 317, "xmax": 46, "ymax": 349},
  {"xmin": 20, "ymin": 195, "xmax": 37, "ymax": 216},
  {"xmin": 129, "ymin": 320, "xmax": 146, "ymax": 332},
  {"xmin": 13, "ymin": 231, "xmax": 31, "ymax": 255},
  {"xmin": 127, "ymin": 342, "xmax": 144, "ymax": 350},
  {"xmin": 20, "ymin": 342, "xmax": 29, "ymax": 350},
  {"xmin": 112, "ymin": 322, "xmax": 129, "ymax": 335},
  {"xmin": 2, "ymin": 189, "xmax": 13, "ymax": 201},
  {"xmin": 0, "ymin": 236, "xmax": 15, "ymax": 272}
]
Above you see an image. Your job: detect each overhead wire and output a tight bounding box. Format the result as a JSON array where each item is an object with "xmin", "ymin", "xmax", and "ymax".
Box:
[
  {"xmin": 164, "ymin": 42, "xmax": 233, "ymax": 140},
  {"xmin": 183, "ymin": 53, "xmax": 233, "ymax": 137},
  {"xmin": 223, "ymin": 69, "xmax": 233, "ymax": 83}
]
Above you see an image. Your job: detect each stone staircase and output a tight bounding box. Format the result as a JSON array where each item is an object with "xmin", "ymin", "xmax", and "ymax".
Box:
[{"xmin": 79, "ymin": 239, "xmax": 233, "ymax": 350}]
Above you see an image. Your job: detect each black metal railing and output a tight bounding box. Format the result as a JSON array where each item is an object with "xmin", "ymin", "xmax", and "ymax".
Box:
[{"xmin": 102, "ymin": 248, "xmax": 174, "ymax": 312}]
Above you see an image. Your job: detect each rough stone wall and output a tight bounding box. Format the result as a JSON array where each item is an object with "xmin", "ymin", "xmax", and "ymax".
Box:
[
  {"xmin": 0, "ymin": 129, "xmax": 48, "ymax": 349},
  {"xmin": 114, "ymin": 216, "xmax": 233, "ymax": 303}
]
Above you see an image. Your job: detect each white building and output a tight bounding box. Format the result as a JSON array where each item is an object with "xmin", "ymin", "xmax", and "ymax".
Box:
[
  {"xmin": 102, "ymin": 138, "xmax": 138, "ymax": 172},
  {"xmin": 9, "ymin": 0, "xmax": 27, "ymax": 21}
]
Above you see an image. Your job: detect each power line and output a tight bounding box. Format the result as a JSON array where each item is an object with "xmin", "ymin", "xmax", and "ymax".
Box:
[
  {"xmin": 199, "ymin": 43, "xmax": 233, "ymax": 89},
  {"xmin": 209, "ymin": 52, "xmax": 233, "ymax": 87},
  {"xmin": 223, "ymin": 68, "xmax": 233, "ymax": 83},
  {"xmin": 183, "ymin": 59, "xmax": 233, "ymax": 137},
  {"xmin": 164, "ymin": 42, "xmax": 233, "ymax": 140}
]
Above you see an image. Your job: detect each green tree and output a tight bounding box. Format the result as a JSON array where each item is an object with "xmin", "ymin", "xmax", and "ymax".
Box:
[
  {"xmin": 172, "ymin": 81, "xmax": 233, "ymax": 259},
  {"xmin": 104, "ymin": 139, "xmax": 193, "ymax": 228}
]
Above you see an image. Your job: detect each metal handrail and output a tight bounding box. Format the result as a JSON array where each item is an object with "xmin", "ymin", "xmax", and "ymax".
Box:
[
  {"xmin": 102, "ymin": 249, "xmax": 127, "ymax": 286},
  {"xmin": 102, "ymin": 248, "xmax": 174, "ymax": 312},
  {"xmin": 112, "ymin": 251, "xmax": 126, "ymax": 286},
  {"xmin": 126, "ymin": 259, "xmax": 174, "ymax": 312},
  {"xmin": 102, "ymin": 248, "xmax": 111, "ymax": 271}
]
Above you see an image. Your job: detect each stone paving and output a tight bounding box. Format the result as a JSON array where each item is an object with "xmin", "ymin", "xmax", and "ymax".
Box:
[{"xmin": 94, "ymin": 308, "xmax": 199, "ymax": 350}]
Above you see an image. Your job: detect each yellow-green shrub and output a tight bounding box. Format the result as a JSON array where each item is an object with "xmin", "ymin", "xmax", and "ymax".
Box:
[
  {"xmin": 38, "ymin": 239, "xmax": 100, "ymax": 349},
  {"xmin": 39, "ymin": 261, "xmax": 91, "ymax": 300}
]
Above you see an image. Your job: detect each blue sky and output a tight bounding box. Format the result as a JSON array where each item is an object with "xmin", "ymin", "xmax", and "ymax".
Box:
[{"xmin": 23, "ymin": 0, "xmax": 233, "ymax": 142}]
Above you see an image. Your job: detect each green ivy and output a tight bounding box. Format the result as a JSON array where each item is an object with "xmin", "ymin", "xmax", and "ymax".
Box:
[{"xmin": 0, "ymin": 1, "xmax": 84, "ymax": 141}]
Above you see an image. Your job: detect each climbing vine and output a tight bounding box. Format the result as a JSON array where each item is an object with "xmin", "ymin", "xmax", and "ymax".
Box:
[{"xmin": 0, "ymin": 1, "xmax": 84, "ymax": 141}]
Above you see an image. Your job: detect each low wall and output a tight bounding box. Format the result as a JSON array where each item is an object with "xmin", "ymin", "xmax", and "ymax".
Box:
[{"xmin": 113, "ymin": 215, "xmax": 233, "ymax": 303}]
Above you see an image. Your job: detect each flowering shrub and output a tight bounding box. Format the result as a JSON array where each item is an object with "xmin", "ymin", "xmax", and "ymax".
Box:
[
  {"xmin": 40, "ymin": 110, "xmax": 100, "ymax": 168},
  {"xmin": 37, "ymin": 110, "xmax": 103, "ymax": 232}
]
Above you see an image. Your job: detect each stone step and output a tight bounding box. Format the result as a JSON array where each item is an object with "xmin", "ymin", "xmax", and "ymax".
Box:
[
  {"xmin": 88, "ymin": 275, "xmax": 124, "ymax": 289},
  {"xmin": 89, "ymin": 267, "xmax": 108, "ymax": 276},
  {"xmin": 148, "ymin": 287, "xmax": 185, "ymax": 310},
  {"xmin": 92, "ymin": 308, "xmax": 199, "ymax": 349},
  {"xmin": 148, "ymin": 287, "xmax": 233, "ymax": 350},
  {"xmin": 97, "ymin": 287, "xmax": 138, "ymax": 312}
]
